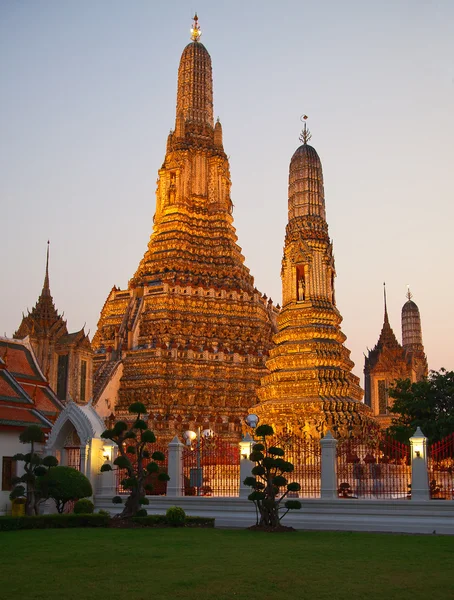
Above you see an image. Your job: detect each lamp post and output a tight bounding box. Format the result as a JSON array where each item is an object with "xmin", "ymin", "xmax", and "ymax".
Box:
[
  {"xmin": 183, "ymin": 427, "xmax": 214, "ymax": 496},
  {"xmin": 239, "ymin": 415, "xmax": 259, "ymax": 498}
]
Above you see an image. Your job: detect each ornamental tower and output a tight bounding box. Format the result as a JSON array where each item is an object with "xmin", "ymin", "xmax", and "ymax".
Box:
[
  {"xmin": 92, "ymin": 17, "xmax": 276, "ymax": 438},
  {"xmin": 364, "ymin": 287, "xmax": 428, "ymax": 427},
  {"xmin": 14, "ymin": 243, "xmax": 93, "ymax": 404},
  {"xmin": 253, "ymin": 121, "xmax": 374, "ymax": 439}
]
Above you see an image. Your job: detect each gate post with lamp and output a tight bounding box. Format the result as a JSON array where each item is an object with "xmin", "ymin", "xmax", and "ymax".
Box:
[
  {"xmin": 239, "ymin": 433, "xmax": 255, "ymax": 498},
  {"xmin": 167, "ymin": 436, "xmax": 184, "ymax": 497},
  {"xmin": 320, "ymin": 431, "xmax": 338, "ymax": 499},
  {"xmin": 99, "ymin": 441, "xmax": 116, "ymax": 496},
  {"xmin": 410, "ymin": 427, "xmax": 430, "ymax": 501}
]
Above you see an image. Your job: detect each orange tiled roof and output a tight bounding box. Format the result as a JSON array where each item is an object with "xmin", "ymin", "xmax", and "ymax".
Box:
[{"xmin": 0, "ymin": 338, "xmax": 62, "ymax": 430}]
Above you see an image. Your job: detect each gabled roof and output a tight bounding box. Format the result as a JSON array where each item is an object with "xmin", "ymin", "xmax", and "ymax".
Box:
[{"xmin": 0, "ymin": 337, "xmax": 63, "ymax": 430}]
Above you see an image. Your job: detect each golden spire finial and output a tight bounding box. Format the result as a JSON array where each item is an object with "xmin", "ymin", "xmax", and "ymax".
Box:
[
  {"xmin": 190, "ymin": 13, "xmax": 201, "ymax": 42},
  {"xmin": 299, "ymin": 115, "xmax": 312, "ymax": 145},
  {"xmin": 406, "ymin": 285, "xmax": 413, "ymax": 301}
]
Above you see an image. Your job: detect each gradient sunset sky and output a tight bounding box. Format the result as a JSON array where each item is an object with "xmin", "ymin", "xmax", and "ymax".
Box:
[{"xmin": 1, "ymin": 0, "xmax": 453, "ymax": 384}]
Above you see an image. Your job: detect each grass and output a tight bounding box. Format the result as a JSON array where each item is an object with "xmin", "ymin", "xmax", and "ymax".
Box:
[{"xmin": 1, "ymin": 528, "xmax": 453, "ymax": 600}]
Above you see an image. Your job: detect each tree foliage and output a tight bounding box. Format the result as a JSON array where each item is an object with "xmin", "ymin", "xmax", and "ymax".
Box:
[
  {"xmin": 38, "ymin": 466, "xmax": 92, "ymax": 513},
  {"xmin": 387, "ymin": 369, "xmax": 454, "ymax": 443},
  {"xmin": 101, "ymin": 403, "xmax": 169, "ymax": 518},
  {"xmin": 244, "ymin": 424, "xmax": 301, "ymax": 529},
  {"xmin": 10, "ymin": 425, "xmax": 58, "ymax": 515}
]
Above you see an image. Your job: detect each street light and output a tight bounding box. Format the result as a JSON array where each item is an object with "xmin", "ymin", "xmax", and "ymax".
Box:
[
  {"xmin": 183, "ymin": 427, "xmax": 214, "ymax": 496},
  {"xmin": 245, "ymin": 414, "xmax": 259, "ymax": 429}
]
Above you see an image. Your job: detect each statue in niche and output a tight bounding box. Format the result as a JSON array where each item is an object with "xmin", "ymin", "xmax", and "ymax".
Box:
[{"xmin": 298, "ymin": 277, "xmax": 305, "ymax": 301}]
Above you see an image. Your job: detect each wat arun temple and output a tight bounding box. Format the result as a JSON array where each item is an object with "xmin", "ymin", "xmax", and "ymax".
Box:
[{"xmin": 11, "ymin": 17, "xmax": 427, "ymax": 442}]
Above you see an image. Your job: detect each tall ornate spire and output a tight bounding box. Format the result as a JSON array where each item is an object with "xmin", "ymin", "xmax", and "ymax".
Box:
[
  {"xmin": 253, "ymin": 130, "xmax": 372, "ymax": 439},
  {"xmin": 14, "ymin": 242, "xmax": 65, "ymax": 338},
  {"xmin": 175, "ymin": 14, "xmax": 213, "ymax": 129},
  {"xmin": 402, "ymin": 288, "xmax": 424, "ymax": 350},
  {"xmin": 92, "ymin": 21, "xmax": 275, "ymax": 433},
  {"xmin": 287, "ymin": 120, "xmax": 326, "ymax": 227},
  {"xmin": 376, "ymin": 284, "xmax": 400, "ymax": 349}
]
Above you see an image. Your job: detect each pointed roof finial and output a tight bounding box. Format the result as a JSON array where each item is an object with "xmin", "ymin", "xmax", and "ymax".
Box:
[
  {"xmin": 383, "ymin": 282, "xmax": 389, "ymax": 323},
  {"xmin": 299, "ymin": 115, "xmax": 312, "ymax": 145},
  {"xmin": 42, "ymin": 240, "xmax": 51, "ymax": 297},
  {"xmin": 406, "ymin": 285, "xmax": 413, "ymax": 301},
  {"xmin": 190, "ymin": 13, "xmax": 202, "ymax": 42}
]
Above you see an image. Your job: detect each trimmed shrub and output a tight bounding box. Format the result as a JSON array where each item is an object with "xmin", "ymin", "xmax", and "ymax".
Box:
[
  {"xmin": 185, "ymin": 516, "xmax": 215, "ymax": 528},
  {"xmin": 135, "ymin": 509, "xmax": 148, "ymax": 517},
  {"xmin": 131, "ymin": 514, "xmax": 215, "ymax": 528},
  {"xmin": 38, "ymin": 467, "xmax": 93, "ymax": 513},
  {"xmin": 73, "ymin": 499, "xmax": 95, "ymax": 514},
  {"xmin": 132, "ymin": 515, "xmax": 167, "ymax": 527},
  {"xmin": 166, "ymin": 506, "xmax": 186, "ymax": 527},
  {"xmin": 0, "ymin": 514, "xmax": 109, "ymax": 531}
]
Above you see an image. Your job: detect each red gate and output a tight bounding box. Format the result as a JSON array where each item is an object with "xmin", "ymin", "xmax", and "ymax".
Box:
[
  {"xmin": 271, "ymin": 434, "xmax": 321, "ymax": 498},
  {"xmin": 182, "ymin": 437, "xmax": 240, "ymax": 497},
  {"xmin": 428, "ymin": 433, "xmax": 454, "ymax": 499},
  {"xmin": 337, "ymin": 435, "xmax": 410, "ymax": 499}
]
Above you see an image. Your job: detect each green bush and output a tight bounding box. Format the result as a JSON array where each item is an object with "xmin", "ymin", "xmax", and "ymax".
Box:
[
  {"xmin": 73, "ymin": 499, "xmax": 95, "ymax": 514},
  {"xmin": 166, "ymin": 506, "xmax": 186, "ymax": 527},
  {"xmin": 97, "ymin": 509, "xmax": 111, "ymax": 517},
  {"xmin": 37, "ymin": 467, "xmax": 93, "ymax": 513},
  {"xmin": 184, "ymin": 516, "xmax": 215, "ymax": 528},
  {"xmin": 0, "ymin": 514, "xmax": 109, "ymax": 531},
  {"xmin": 131, "ymin": 514, "xmax": 215, "ymax": 528},
  {"xmin": 135, "ymin": 509, "xmax": 148, "ymax": 517},
  {"xmin": 132, "ymin": 514, "xmax": 167, "ymax": 526}
]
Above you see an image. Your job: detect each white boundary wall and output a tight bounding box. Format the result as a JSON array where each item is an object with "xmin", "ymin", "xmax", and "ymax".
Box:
[{"xmin": 94, "ymin": 494, "xmax": 454, "ymax": 535}]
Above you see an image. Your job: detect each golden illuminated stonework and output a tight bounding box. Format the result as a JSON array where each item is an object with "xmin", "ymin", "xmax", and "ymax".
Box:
[
  {"xmin": 252, "ymin": 123, "xmax": 375, "ymax": 439},
  {"xmin": 92, "ymin": 19, "xmax": 276, "ymax": 439}
]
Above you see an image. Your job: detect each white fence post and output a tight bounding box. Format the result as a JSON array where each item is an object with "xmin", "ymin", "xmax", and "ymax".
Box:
[
  {"xmin": 320, "ymin": 431, "xmax": 338, "ymax": 499},
  {"xmin": 167, "ymin": 436, "xmax": 184, "ymax": 497},
  {"xmin": 239, "ymin": 434, "xmax": 254, "ymax": 498},
  {"xmin": 409, "ymin": 427, "xmax": 430, "ymax": 501},
  {"xmin": 99, "ymin": 441, "xmax": 117, "ymax": 497}
]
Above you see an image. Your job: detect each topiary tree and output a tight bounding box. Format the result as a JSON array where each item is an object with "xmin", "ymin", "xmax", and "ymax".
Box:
[
  {"xmin": 10, "ymin": 425, "xmax": 58, "ymax": 515},
  {"xmin": 100, "ymin": 403, "xmax": 170, "ymax": 518},
  {"xmin": 166, "ymin": 506, "xmax": 186, "ymax": 527},
  {"xmin": 38, "ymin": 466, "xmax": 93, "ymax": 513},
  {"xmin": 244, "ymin": 424, "xmax": 302, "ymax": 530},
  {"xmin": 73, "ymin": 498, "xmax": 95, "ymax": 514}
]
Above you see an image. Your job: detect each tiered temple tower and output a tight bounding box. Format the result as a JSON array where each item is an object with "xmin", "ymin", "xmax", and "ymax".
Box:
[
  {"xmin": 92, "ymin": 17, "xmax": 276, "ymax": 438},
  {"xmin": 364, "ymin": 287, "xmax": 428, "ymax": 427},
  {"xmin": 14, "ymin": 243, "xmax": 93, "ymax": 404},
  {"xmin": 252, "ymin": 122, "xmax": 374, "ymax": 439}
]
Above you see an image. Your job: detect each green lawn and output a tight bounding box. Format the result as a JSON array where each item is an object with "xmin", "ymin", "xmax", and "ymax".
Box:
[{"xmin": 1, "ymin": 528, "xmax": 453, "ymax": 600}]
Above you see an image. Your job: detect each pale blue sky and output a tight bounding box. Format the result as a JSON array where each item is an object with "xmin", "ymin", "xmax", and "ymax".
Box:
[{"xmin": 1, "ymin": 0, "xmax": 453, "ymax": 382}]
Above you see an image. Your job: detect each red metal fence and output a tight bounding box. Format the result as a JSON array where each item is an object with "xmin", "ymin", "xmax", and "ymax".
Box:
[
  {"xmin": 271, "ymin": 434, "xmax": 321, "ymax": 498},
  {"xmin": 337, "ymin": 435, "xmax": 410, "ymax": 499},
  {"xmin": 428, "ymin": 433, "xmax": 454, "ymax": 500},
  {"xmin": 116, "ymin": 443, "xmax": 168, "ymax": 495},
  {"xmin": 182, "ymin": 437, "xmax": 240, "ymax": 497}
]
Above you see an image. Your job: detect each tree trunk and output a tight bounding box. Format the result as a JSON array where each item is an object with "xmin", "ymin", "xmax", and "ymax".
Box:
[{"xmin": 26, "ymin": 485, "xmax": 36, "ymax": 516}]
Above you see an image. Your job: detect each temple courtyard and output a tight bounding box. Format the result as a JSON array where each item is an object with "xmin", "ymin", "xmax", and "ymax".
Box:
[{"xmin": 2, "ymin": 528, "xmax": 453, "ymax": 599}]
